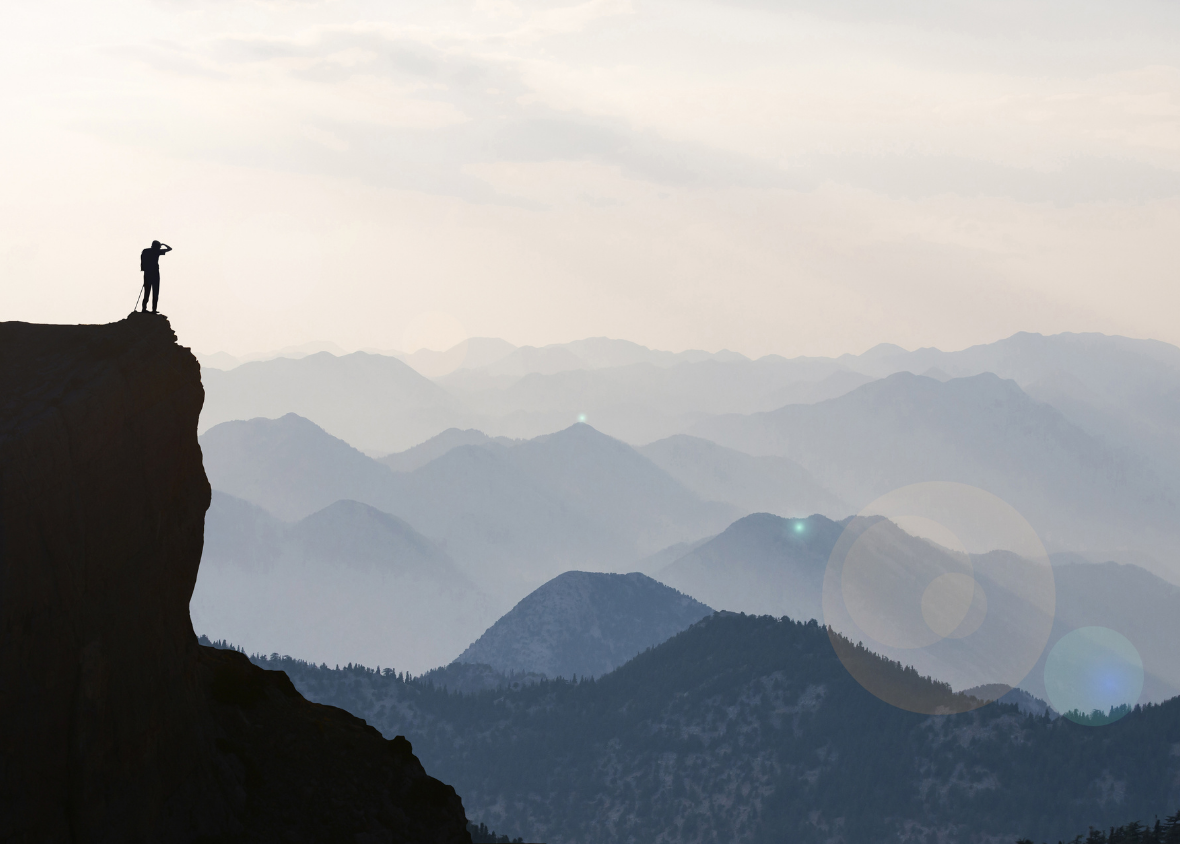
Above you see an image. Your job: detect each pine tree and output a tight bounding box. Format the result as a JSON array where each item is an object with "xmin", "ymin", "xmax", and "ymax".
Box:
[{"xmin": 1163, "ymin": 810, "xmax": 1180, "ymax": 844}]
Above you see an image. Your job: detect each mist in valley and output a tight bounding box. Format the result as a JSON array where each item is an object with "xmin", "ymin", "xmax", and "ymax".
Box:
[{"xmin": 7, "ymin": 0, "xmax": 1180, "ymax": 840}]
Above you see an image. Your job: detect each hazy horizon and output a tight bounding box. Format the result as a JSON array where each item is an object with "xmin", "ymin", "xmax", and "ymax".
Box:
[
  {"xmin": 197, "ymin": 326, "xmax": 1179, "ymax": 367},
  {"xmin": 4, "ymin": 1, "xmax": 1180, "ymax": 360}
]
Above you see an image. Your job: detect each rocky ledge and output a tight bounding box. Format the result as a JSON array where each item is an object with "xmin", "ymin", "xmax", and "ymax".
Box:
[{"xmin": 0, "ymin": 314, "xmax": 471, "ymax": 843}]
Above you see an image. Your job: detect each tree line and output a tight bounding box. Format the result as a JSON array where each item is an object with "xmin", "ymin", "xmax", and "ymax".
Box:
[{"xmin": 1019, "ymin": 810, "xmax": 1180, "ymax": 844}]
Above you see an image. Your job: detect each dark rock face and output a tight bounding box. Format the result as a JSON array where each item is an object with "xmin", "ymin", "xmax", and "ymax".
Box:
[{"xmin": 0, "ymin": 314, "xmax": 471, "ymax": 844}]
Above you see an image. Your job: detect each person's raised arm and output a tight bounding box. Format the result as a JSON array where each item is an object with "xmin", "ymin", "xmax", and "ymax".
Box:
[{"xmin": 160, "ymin": 243, "xmax": 172, "ymax": 253}]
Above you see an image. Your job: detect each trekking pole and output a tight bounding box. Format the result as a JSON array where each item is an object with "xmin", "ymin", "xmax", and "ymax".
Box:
[{"xmin": 133, "ymin": 283, "xmax": 143, "ymax": 314}]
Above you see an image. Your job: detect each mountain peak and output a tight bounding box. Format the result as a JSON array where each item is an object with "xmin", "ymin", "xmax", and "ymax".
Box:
[
  {"xmin": 859, "ymin": 342, "xmax": 910, "ymax": 358},
  {"xmin": 659, "ymin": 512, "xmax": 848, "ymax": 622},
  {"xmin": 200, "ymin": 413, "xmax": 395, "ymax": 522},
  {"xmin": 456, "ymin": 571, "xmax": 713, "ymax": 678}
]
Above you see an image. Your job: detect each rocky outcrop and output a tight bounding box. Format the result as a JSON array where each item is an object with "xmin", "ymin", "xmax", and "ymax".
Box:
[{"xmin": 0, "ymin": 314, "xmax": 471, "ymax": 843}]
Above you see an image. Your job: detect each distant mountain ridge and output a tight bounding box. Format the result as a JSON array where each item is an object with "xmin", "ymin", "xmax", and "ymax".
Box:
[
  {"xmin": 840, "ymin": 331, "xmax": 1180, "ymax": 497},
  {"xmin": 456, "ymin": 571, "xmax": 713, "ymax": 679},
  {"xmin": 660, "ymin": 511, "xmax": 1061, "ymax": 696},
  {"xmin": 639, "ymin": 435, "xmax": 848, "ymax": 520},
  {"xmin": 656, "ymin": 510, "xmax": 1180, "ymax": 703},
  {"xmin": 380, "ymin": 428, "xmax": 518, "ymax": 471},
  {"xmin": 658, "ymin": 512, "xmax": 845, "ymax": 623},
  {"xmin": 201, "ymin": 413, "xmax": 394, "ymax": 521},
  {"xmin": 198, "ymin": 331, "xmax": 1180, "ymax": 486},
  {"xmin": 192, "ymin": 492, "xmax": 494, "ymax": 674},
  {"xmin": 200, "ymin": 351, "xmax": 468, "ymax": 452},
  {"xmin": 438, "ymin": 353, "xmax": 872, "ymax": 444},
  {"xmin": 690, "ymin": 370, "xmax": 1180, "ymax": 576},
  {"xmin": 199, "ymin": 415, "xmax": 737, "ymax": 602}
]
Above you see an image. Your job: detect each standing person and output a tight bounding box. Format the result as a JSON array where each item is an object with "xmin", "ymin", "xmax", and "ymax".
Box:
[{"xmin": 140, "ymin": 240, "xmax": 172, "ymax": 313}]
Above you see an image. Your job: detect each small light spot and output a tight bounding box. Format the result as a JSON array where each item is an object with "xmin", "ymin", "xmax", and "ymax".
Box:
[
  {"xmin": 794, "ymin": 522, "xmax": 805, "ymax": 533},
  {"xmin": 577, "ymin": 413, "xmax": 587, "ymax": 423}
]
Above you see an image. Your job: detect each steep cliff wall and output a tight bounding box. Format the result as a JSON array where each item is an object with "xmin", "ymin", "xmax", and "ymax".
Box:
[{"xmin": 0, "ymin": 314, "xmax": 471, "ymax": 844}]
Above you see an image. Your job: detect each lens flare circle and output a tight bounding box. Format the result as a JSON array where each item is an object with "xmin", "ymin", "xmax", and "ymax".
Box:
[
  {"xmin": 921, "ymin": 572, "xmax": 984, "ymax": 639},
  {"xmin": 1044, "ymin": 627, "xmax": 1144, "ymax": 725},
  {"xmin": 823, "ymin": 482, "xmax": 1055, "ymax": 714}
]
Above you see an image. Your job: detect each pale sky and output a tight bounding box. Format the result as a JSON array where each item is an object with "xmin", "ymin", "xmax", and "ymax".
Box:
[{"xmin": 2, "ymin": 0, "xmax": 1179, "ymax": 358}]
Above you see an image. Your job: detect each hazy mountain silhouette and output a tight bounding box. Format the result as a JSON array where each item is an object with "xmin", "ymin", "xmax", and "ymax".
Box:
[
  {"xmin": 658, "ymin": 513, "xmax": 845, "ymax": 623},
  {"xmin": 196, "ymin": 350, "xmax": 241, "ymax": 370},
  {"xmin": 506, "ymin": 424, "xmax": 736, "ymax": 551},
  {"xmin": 455, "ymin": 571, "xmax": 713, "ymax": 679},
  {"xmin": 481, "ymin": 344, "xmax": 588, "ymax": 378},
  {"xmin": 639, "ymin": 434, "xmax": 848, "ymax": 518},
  {"xmin": 661, "ymin": 512, "xmax": 1055, "ymax": 696},
  {"xmin": 476, "ymin": 337, "xmax": 745, "ymax": 379},
  {"xmin": 379, "ymin": 428, "xmax": 517, "ymax": 472},
  {"xmin": 757, "ymin": 368, "xmax": 877, "ymax": 407},
  {"xmin": 198, "ymin": 331, "xmax": 1180, "ymax": 471},
  {"xmin": 843, "ymin": 331, "xmax": 1180, "ymax": 489},
  {"xmin": 633, "ymin": 536, "xmax": 714, "ymax": 575},
  {"xmin": 690, "ymin": 371, "xmax": 1180, "ymax": 577},
  {"xmin": 200, "ymin": 416, "xmax": 736, "ymax": 602},
  {"xmin": 200, "ymin": 351, "xmax": 468, "ymax": 453},
  {"xmin": 1023, "ymin": 560, "xmax": 1180, "ymax": 704},
  {"xmin": 373, "ymin": 440, "xmax": 613, "ymax": 596},
  {"xmin": 196, "ymin": 340, "xmax": 350, "ymax": 370},
  {"xmin": 440, "ymin": 354, "xmax": 871, "ymax": 444},
  {"xmin": 659, "ymin": 512, "xmax": 1180, "ymax": 703},
  {"xmin": 367, "ymin": 425, "xmax": 737, "ymax": 598},
  {"xmin": 200, "ymin": 413, "xmax": 396, "ymax": 522},
  {"xmin": 192, "ymin": 492, "xmax": 494, "ymax": 674},
  {"xmin": 392, "ymin": 337, "xmax": 519, "ymax": 377},
  {"xmin": 846, "ymin": 331, "xmax": 1180, "ymax": 384},
  {"xmin": 198, "ymin": 487, "xmax": 285, "ymax": 567}
]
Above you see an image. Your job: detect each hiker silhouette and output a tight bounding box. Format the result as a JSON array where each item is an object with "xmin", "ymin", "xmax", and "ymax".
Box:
[{"xmin": 140, "ymin": 240, "xmax": 172, "ymax": 313}]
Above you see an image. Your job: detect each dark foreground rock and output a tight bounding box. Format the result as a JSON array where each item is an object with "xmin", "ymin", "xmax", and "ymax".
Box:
[{"xmin": 0, "ymin": 314, "xmax": 471, "ymax": 844}]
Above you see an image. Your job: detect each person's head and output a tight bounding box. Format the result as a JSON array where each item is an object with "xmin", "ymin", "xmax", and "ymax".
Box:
[{"xmin": 152, "ymin": 240, "xmax": 160, "ymax": 248}]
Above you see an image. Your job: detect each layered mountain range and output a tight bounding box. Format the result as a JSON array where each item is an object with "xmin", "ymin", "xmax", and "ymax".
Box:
[
  {"xmin": 199, "ymin": 331, "xmax": 1180, "ymax": 581},
  {"xmin": 199, "ymin": 331, "xmax": 1180, "ymax": 483},
  {"xmin": 8, "ymin": 315, "xmax": 1178, "ymax": 844},
  {"xmin": 196, "ymin": 352, "xmax": 1180, "ymax": 689},
  {"xmin": 658, "ymin": 512, "xmax": 1180, "ymax": 703},
  {"xmin": 193, "ymin": 492, "xmax": 494, "ymax": 672},
  {"xmin": 199, "ymin": 414, "xmax": 738, "ymax": 603},
  {"xmin": 193, "ymin": 328, "xmax": 1180, "ymax": 733},
  {"xmin": 251, "ymin": 612, "xmax": 1180, "ymax": 844},
  {"xmin": 690, "ymin": 370, "xmax": 1178, "ymax": 573}
]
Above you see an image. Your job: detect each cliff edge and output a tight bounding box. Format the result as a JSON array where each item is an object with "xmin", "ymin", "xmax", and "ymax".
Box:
[{"xmin": 0, "ymin": 314, "xmax": 471, "ymax": 843}]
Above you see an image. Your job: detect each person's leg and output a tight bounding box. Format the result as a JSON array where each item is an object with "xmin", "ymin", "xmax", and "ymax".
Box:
[
  {"xmin": 149, "ymin": 275, "xmax": 160, "ymax": 312},
  {"xmin": 141, "ymin": 277, "xmax": 150, "ymax": 311}
]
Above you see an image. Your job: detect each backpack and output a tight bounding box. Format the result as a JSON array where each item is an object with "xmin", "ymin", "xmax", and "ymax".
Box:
[{"xmin": 140, "ymin": 249, "xmax": 151, "ymax": 272}]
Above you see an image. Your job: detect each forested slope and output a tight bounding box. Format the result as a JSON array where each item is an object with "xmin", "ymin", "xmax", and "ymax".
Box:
[{"xmin": 237, "ymin": 614, "xmax": 1180, "ymax": 844}]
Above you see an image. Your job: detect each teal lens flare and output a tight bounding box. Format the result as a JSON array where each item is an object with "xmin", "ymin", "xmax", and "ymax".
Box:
[{"xmin": 1044, "ymin": 627, "xmax": 1143, "ymax": 726}]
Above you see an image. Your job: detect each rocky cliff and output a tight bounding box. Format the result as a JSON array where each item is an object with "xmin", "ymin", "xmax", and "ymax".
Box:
[{"xmin": 0, "ymin": 314, "xmax": 471, "ymax": 844}]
